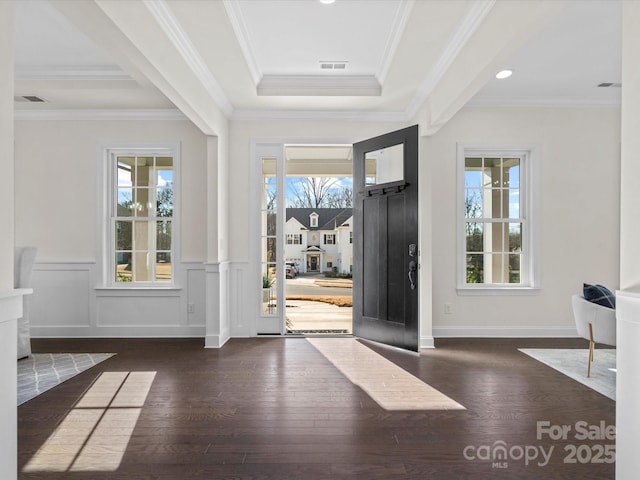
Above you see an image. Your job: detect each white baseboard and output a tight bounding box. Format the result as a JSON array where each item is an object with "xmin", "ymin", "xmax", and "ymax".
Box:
[
  {"xmin": 433, "ymin": 326, "xmax": 579, "ymax": 338},
  {"xmin": 31, "ymin": 325, "xmax": 205, "ymax": 338},
  {"xmin": 205, "ymin": 333, "xmax": 231, "ymax": 349},
  {"xmin": 420, "ymin": 335, "xmax": 435, "ymax": 348}
]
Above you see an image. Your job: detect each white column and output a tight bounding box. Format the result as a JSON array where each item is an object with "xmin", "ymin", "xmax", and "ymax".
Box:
[
  {"xmin": 617, "ymin": 2, "xmax": 640, "ymax": 478},
  {"xmin": 0, "ymin": 3, "xmax": 17, "ymax": 479},
  {"xmin": 0, "ymin": 1, "xmax": 14, "ymax": 289},
  {"xmin": 620, "ymin": 1, "xmax": 640, "ymax": 290},
  {"xmin": 204, "ymin": 135, "xmax": 222, "ymax": 347},
  {"xmin": 419, "ymin": 136, "xmax": 434, "ymax": 348}
]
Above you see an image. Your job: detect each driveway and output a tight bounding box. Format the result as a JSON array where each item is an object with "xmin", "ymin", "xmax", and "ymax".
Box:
[
  {"xmin": 285, "ymin": 274, "xmax": 352, "ymax": 297},
  {"xmin": 285, "ymin": 274, "xmax": 352, "ymax": 333}
]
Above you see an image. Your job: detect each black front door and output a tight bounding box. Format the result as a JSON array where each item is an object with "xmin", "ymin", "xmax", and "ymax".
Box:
[{"xmin": 352, "ymin": 125, "xmax": 419, "ymax": 351}]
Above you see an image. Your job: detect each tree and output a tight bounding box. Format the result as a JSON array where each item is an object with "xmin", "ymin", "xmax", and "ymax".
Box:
[
  {"xmin": 287, "ymin": 177, "xmax": 352, "ymax": 208},
  {"xmin": 326, "ymin": 185, "xmax": 353, "ymax": 208},
  {"xmin": 465, "ymin": 191, "xmax": 484, "ymax": 283},
  {"xmin": 157, "ymin": 183, "xmax": 173, "ymax": 217}
]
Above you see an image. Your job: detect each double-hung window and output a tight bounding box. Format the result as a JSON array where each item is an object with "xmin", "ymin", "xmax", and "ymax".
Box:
[
  {"xmin": 458, "ymin": 145, "xmax": 539, "ymax": 292},
  {"xmin": 287, "ymin": 234, "xmax": 302, "ymax": 245},
  {"xmin": 106, "ymin": 147, "xmax": 178, "ymax": 286}
]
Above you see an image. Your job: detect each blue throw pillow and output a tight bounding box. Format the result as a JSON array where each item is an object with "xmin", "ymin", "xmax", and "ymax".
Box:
[{"xmin": 583, "ymin": 283, "xmax": 616, "ymax": 309}]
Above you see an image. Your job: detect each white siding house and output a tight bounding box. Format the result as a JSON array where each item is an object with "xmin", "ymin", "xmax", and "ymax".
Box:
[{"xmin": 284, "ymin": 209, "xmax": 352, "ymax": 275}]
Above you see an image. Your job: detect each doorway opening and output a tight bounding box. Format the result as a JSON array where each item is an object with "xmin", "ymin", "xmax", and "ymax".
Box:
[{"xmin": 284, "ymin": 145, "xmax": 353, "ymax": 334}]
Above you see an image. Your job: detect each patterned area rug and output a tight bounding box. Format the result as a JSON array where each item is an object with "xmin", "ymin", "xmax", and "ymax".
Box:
[
  {"xmin": 17, "ymin": 353, "xmax": 115, "ymax": 406},
  {"xmin": 519, "ymin": 348, "xmax": 616, "ymax": 400}
]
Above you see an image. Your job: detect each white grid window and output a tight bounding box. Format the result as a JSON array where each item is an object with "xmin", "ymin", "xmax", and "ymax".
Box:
[
  {"xmin": 108, "ymin": 149, "xmax": 177, "ymax": 285},
  {"xmin": 458, "ymin": 145, "xmax": 539, "ymax": 292}
]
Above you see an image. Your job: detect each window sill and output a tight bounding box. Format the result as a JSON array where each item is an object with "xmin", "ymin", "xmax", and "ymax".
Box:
[{"xmin": 457, "ymin": 286, "xmax": 540, "ymax": 296}]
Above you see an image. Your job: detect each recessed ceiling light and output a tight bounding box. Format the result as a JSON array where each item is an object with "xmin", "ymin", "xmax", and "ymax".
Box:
[
  {"xmin": 496, "ymin": 69, "xmax": 513, "ymax": 79},
  {"xmin": 319, "ymin": 0, "xmax": 336, "ymax": 4}
]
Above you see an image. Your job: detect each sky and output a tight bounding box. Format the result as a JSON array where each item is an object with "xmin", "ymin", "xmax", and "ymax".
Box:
[{"xmin": 285, "ymin": 176, "xmax": 353, "ymax": 207}]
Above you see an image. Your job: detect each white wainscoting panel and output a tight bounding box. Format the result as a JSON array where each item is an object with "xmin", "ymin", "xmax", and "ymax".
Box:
[
  {"xmin": 96, "ymin": 295, "xmax": 181, "ymax": 327},
  {"xmin": 219, "ymin": 262, "xmax": 231, "ymax": 343},
  {"xmin": 31, "ymin": 263, "xmax": 93, "ymax": 333},
  {"xmin": 185, "ymin": 263, "xmax": 206, "ymax": 327},
  {"xmin": 229, "ymin": 262, "xmax": 250, "ymax": 337},
  {"xmin": 30, "ymin": 261, "xmax": 207, "ymax": 337}
]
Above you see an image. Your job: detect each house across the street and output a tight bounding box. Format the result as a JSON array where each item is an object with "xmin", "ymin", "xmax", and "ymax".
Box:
[{"xmin": 285, "ymin": 208, "xmax": 352, "ymax": 274}]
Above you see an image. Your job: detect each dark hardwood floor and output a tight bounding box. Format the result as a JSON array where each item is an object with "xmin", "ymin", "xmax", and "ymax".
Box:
[{"xmin": 18, "ymin": 337, "xmax": 615, "ymax": 479}]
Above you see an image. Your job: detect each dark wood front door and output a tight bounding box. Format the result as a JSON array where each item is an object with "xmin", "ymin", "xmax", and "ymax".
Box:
[{"xmin": 352, "ymin": 125, "xmax": 419, "ymax": 351}]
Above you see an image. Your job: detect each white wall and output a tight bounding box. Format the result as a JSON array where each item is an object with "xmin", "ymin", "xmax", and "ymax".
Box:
[
  {"xmin": 14, "ymin": 108, "xmax": 621, "ymax": 339},
  {"xmin": 14, "ymin": 118, "xmax": 209, "ymax": 337},
  {"xmin": 427, "ymin": 106, "xmax": 620, "ymax": 336},
  {"xmin": 15, "ymin": 119, "xmax": 207, "ymax": 262}
]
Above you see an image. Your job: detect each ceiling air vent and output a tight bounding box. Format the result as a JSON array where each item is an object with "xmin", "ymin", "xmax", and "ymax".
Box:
[
  {"xmin": 320, "ymin": 61, "xmax": 348, "ymax": 70},
  {"xmin": 597, "ymin": 82, "xmax": 621, "ymax": 88},
  {"xmin": 14, "ymin": 95, "xmax": 47, "ymax": 102}
]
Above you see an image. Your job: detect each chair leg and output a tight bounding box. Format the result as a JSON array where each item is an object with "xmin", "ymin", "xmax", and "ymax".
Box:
[{"xmin": 588, "ymin": 323, "xmax": 594, "ymax": 378}]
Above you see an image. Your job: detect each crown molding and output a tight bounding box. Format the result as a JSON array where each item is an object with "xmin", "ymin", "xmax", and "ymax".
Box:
[
  {"xmin": 405, "ymin": 0, "xmax": 496, "ymax": 119},
  {"xmin": 257, "ymin": 75, "xmax": 381, "ymax": 97},
  {"xmin": 232, "ymin": 108, "xmax": 408, "ymax": 123},
  {"xmin": 143, "ymin": 0, "xmax": 234, "ymax": 117},
  {"xmin": 222, "ymin": 0, "xmax": 262, "ymax": 85},
  {"xmin": 465, "ymin": 96, "xmax": 622, "ymax": 108},
  {"xmin": 376, "ymin": 0, "xmax": 414, "ymax": 85},
  {"xmin": 14, "ymin": 109, "xmax": 188, "ymax": 121},
  {"xmin": 15, "ymin": 65, "xmax": 131, "ymax": 81}
]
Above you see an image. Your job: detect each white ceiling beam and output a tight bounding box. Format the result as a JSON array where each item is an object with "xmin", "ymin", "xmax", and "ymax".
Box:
[
  {"xmin": 50, "ymin": 0, "xmax": 229, "ymax": 136},
  {"xmin": 412, "ymin": 0, "xmax": 565, "ymax": 135}
]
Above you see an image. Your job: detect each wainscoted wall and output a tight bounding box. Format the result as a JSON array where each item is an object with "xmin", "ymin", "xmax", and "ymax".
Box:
[
  {"xmin": 30, "ymin": 261, "xmax": 208, "ymax": 338},
  {"xmin": 228, "ymin": 262, "xmax": 250, "ymax": 338}
]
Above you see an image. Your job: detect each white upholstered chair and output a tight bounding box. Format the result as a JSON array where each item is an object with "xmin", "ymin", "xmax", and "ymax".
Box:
[
  {"xmin": 571, "ymin": 294, "xmax": 616, "ymax": 377},
  {"xmin": 15, "ymin": 246, "xmax": 37, "ymax": 359}
]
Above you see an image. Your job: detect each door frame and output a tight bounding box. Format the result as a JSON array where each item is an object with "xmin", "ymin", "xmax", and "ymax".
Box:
[
  {"xmin": 249, "ymin": 136, "xmax": 432, "ymax": 345},
  {"xmin": 250, "ymin": 137, "xmax": 355, "ymax": 336}
]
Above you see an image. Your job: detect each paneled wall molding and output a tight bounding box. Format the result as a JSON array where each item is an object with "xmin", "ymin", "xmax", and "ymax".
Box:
[
  {"xmin": 229, "ymin": 262, "xmax": 251, "ymax": 337},
  {"xmin": 30, "ymin": 261, "xmax": 207, "ymax": 338},
  {"xmin": 204, "ymin": 261, "xmax": 250, "ymax": 346},
  {"xmin": 204, "ymin": 261, "xmax": 224, "ymax": 348}
]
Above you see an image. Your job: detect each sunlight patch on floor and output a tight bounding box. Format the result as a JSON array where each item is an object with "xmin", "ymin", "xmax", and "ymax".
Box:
[
  {"xmin": 23, "ymin": 371, "xmax": 155, "ymax": 473},
  {"xmin": 307, "ymin": 338, "xmax": 465, "ymax": 411}
]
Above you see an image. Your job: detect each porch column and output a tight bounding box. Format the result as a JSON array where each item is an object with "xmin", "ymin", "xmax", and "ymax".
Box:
[{"xmin": 0, "ymin": 2, "xmax": 18, "ymax": 479}]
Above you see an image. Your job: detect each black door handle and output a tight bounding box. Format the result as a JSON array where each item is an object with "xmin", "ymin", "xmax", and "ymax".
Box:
[{"xmin": 408, "ymin": 260, "xmax": 417, "ymax": 290}]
